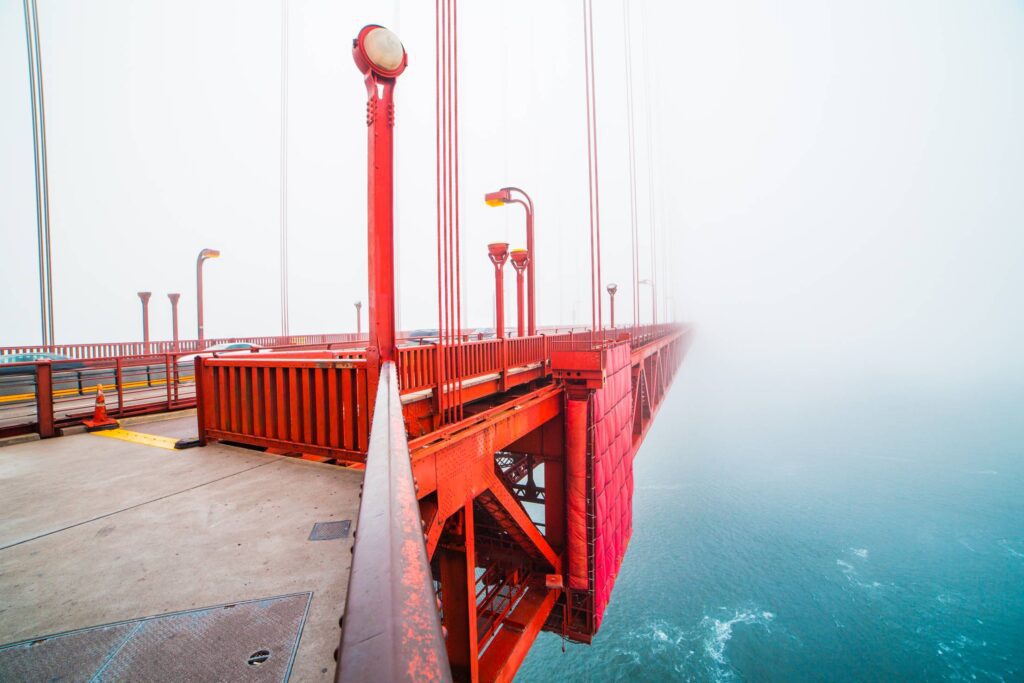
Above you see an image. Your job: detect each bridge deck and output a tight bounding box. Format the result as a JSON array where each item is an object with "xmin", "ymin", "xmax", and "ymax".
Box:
[{"xmin": 0, "ymin": 414, "xmax": 360, "ymax": 681}]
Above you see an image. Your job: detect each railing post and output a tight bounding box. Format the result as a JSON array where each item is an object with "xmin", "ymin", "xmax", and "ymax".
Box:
[
  {"xmin": 165, "ymin": 354, "xmax": 173, "ymax": 410},
  {"xmin": 115, "ymin": 357, "xmax": 124, "ymax": 416},
  {"xmin": 196, "ymin": 356, "xmax": 207, "ymax": 446},
  {"xmin": 36, "ymin": 361, "xmax": 55, "ymax": 438}
]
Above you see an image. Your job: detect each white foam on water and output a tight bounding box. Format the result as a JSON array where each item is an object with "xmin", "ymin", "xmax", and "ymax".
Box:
[
  {"xmin": 851, "ymin": 548, "xmax": 869, "ymax": 559},
  {"xmin": 836, "ymin": 559, "xmax": 855, "ymax": 572},
  {"xmin": 700, "ymin": 609, "xmax": 775, "ymax": 669}
]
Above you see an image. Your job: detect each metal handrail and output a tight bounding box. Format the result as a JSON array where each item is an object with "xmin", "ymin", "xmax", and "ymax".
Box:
[{"xmin": 336, "ymin": 362, "xmax": 451, "ymax": 682}]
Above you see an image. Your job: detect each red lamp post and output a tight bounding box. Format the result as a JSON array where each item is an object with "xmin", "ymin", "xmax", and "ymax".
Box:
[
  {"xmin": 167, "ymin": 293, "xmax": 181, "ymax": 350},
  {"xmin": 355, "ymin": 300, "xmax": 363, "ymax": 336},
  {"xmin": 353, "ymin": 24, "xmax": 407, "ymax": 363},
  {"xmin": 484, "ymin": 187, "xmax": 535, "ymax": 335},
  {"xmin": 606, "ymin": 283, "xmax": 618, "ymax": 329},
  {"xmin": 487, "ymin": 243, "xmax": 510, "ymax": 338},
  {"xmin": 510, "ymin": 249, "xmax": 530, "ymax": 337},
  {"xmin": 137, "ymin": 292, "xmax": 151, "ymax": 351},
  {"xmin": 196, "ymin": 248, "xmax": 220, "ymax": 343}
]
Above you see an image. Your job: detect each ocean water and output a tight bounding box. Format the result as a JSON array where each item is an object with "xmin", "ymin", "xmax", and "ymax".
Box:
[{"xmin": 517, "ymin": 351, "xmax": 1024, "ymax": 681}]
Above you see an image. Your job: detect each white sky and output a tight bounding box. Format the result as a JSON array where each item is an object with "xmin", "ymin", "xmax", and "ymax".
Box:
[{"xmin": 2, "ymin": 0, "xmax": 1022, "ymax": 383}]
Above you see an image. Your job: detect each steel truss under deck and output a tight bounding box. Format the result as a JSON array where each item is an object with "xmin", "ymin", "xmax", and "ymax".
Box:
[{"xmin": 196, "ymin": 322, "xmax": 692, "ymax": 681}]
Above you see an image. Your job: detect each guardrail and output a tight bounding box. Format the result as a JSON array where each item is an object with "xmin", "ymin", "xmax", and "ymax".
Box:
[
  {"xmin": 197, "ymin": 355, "xmax": 372, "ymax": 461},
  {"xmin": 335, "ymin": 361, "xmax": 451, "ymax": 682},
  {"xmin": 1, "ymin": 324, "xmax": 680, "ymax": 442},
  {"xmin": 196, "ymin": 324, "xmax": 681, "ymax": 456},
  {"xmin": 0, "ymin": 332, "xmax": 368, "ymax": 360}
]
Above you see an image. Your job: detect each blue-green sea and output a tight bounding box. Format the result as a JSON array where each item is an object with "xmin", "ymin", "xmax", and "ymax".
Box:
[{"xmin": 518, "ymin": 351, "xmax": 1023, "ymax": 681}]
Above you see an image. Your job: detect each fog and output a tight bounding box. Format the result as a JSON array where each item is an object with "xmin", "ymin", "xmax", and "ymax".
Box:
[{"xmin": 2, "ymin": 0, "xmax": 1022, "ymax": 387}]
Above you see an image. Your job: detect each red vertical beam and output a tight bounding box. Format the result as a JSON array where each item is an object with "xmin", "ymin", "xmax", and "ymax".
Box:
[
  {"xmin": 439, "ymin": 504, "xmax": 478, "ymax": 681},
  {"xmin": 196, "ymin": 356, "xmax": 208, "ymax": 446},
  {"xmin": 35, "ymin": 361, "xmax": 54, "ymax": 438},
  {"xmin": 565, "ymin": 394, "xmax": 589, "ymax": 591},
  {"xmin": 115, "ymin": 357, "xmax": 124, "ymax": 416},
  {"xmin": 137, "ymin": 291, "xmax": 151, "ymax": 353},
  {"xmin": 168, "ymin": 293, "xmax": 180, "ymax": 351}
]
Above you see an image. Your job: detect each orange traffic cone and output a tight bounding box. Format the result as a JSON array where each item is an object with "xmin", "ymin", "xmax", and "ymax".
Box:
[{"xmin": 83, "ymin": 386, "xmax": 119, "ymax": 431}]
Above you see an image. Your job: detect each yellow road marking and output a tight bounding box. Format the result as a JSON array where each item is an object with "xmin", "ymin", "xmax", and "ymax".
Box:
[
  {"xmin": 92, "ymin": 428, "xmax": 180, "ymax": 451},
  {"xmin": 0, "ymin": 375, "xmax": 195, "ymax": 404}
]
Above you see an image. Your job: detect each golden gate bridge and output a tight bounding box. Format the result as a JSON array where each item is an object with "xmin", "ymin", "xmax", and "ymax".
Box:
[{"xmin": 0, "ymin": 3, "xmax": 691, "ymax": 681}]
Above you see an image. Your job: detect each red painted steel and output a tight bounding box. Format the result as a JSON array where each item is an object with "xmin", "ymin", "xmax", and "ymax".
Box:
[
  {"xmin": 185, "ymin": 323, "xmax": 690, "ymax": 681},
  {"xmin": 509, "ymin": 249, "xmax": 528, "ymax": 338},
  {"xmin": 566, "ymin": 395, "xmax": 588, "ymax": 590},
  {"xmin": 35, "ymin": 361, "xmax": 54, "ymax": 438},
  {"xmin": 336, "ymin": 361, "xmax": 450, "ymax": 682},
  {"xmin": 355, "ymin": 25, "xmax": 407, "ymax": 364},
  {"xmin": 590, "ymin": 342, "xmax": 633, "ymax": 630},
  {"xmin": 484, "ymin": 188, "xmax": 536, "ymax": 335},
  {"xmin": 196, "ymin": 248, "xmax": 219, "ymax": 341},
  {"xmin": 607, "ymin": 283, "xmax": 617, "ymax": 329},
  {"xmin": 0, "ymin": 332, "xmax": 367, "ymax": 360},
  {"xmin": 167, "ymin": 293, "xmax": 181, "ymax": 350},
  {"xmin": 199, "ymin": 354, "xmax": 371, "ymax": 462},
  {"xmin": 137, "ymin": 292, "xmax": 151, "ymax": 351},
  {"xmin": 487, "ymin": 243, "xmax": 509, "ymax": 338}
]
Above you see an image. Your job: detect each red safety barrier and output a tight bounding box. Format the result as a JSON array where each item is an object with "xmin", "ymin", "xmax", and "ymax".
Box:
[{"xmin": 197, "ymin": 355, "xmax": 371, "ymax": 463}]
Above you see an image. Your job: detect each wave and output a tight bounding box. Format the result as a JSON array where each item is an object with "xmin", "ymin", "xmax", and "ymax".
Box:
[
  {"xmin": 700, "ymin": 609, "xmax": 775, "ymax": 668},
  {"xmin": 999, "ymin": 539, "xmax": 1024, "ymax": 559},
  {"xmin": 850, "ymin": 547, "xmax": 869, "ymax": 559}
]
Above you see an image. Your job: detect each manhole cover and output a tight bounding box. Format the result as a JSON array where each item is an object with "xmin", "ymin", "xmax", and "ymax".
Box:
[{"xmin": 309, "ymin": 520, "xmax": 351, "ymax": 541}]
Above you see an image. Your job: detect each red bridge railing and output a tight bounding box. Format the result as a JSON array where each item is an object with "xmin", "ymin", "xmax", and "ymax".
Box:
[{"xmin": 335, "ymin": 362, "xmax": 451, "ymax": 682}]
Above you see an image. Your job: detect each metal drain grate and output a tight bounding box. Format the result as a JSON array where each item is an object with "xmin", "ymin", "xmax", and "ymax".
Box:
[
  {"xmin": 308, "ymin": 520, "xmax": 351, "ymax": 541},
  {"xmin": 0, "ymin": 593, "xmax": 311, "ymax": 681}
]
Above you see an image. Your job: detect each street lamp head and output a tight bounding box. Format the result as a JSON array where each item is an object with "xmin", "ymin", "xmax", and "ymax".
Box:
[
  {"xmin": 168, "ymin": 293, "xmax": 180, "ymax": 304},
  {"xmin": 487, "ymin": 242, "xmax": 510, "ymax": 266},
  {"xmin": 199, "ymin": 248, "xmax": 220, "ymax": 261},
  {"xmin": 484, "ymin": 188, "xmax": 513, "ymax": 207},
  {"xmin": 509, "ymin": 248, "xmax": 530, "ymax": 272},
  {"xmin": 355, "ymin": 300, "xmax": 362, "ymax": 309},
  {"xmin": 607, "ymin": 283, "xmax": 618, "ymax": 295},
  {"xmin": 353, "ymin": 25, "xmax": 407, "ymax": 79},
  {"xmin": 137, "ymin": 292, "xmax": 152, "ymax": 303}
]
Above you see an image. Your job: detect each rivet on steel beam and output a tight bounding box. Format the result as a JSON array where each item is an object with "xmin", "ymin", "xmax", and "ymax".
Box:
[
  {"xmin": 338, "ymin": 615, "xmax": 344, "ymax": 628},
  {"xmin": 442, "ymin": 626, "xmax": 448, "ymax": 639}
]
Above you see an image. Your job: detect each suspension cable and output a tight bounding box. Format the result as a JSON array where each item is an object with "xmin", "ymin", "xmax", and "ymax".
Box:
[
  {"xmin": 436, "ymin": 0, "xmax": 463, "ymax": 424},
  {"xmin": 582, "ymin": 0, "xmax": 603, "ymax": 337},
  {"xmin": 622, "ymin": 0, "xmax": 640, "ymax": 327}
]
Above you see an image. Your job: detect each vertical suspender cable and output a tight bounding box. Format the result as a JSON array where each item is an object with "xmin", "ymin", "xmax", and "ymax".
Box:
[
  {"xmin": 622, "ymin": 0, "xmax": 640, "ymax": 327},
  {"xmin": 24, "ymin": 0, "xmax": 54, "ymax": 346},
  {"xmin": 452, "ymin": 0, "xmax": 464, "ymax": 419},
  {"xmin": 582, "ymin": 0, "xmax": 603, "ymax": 338},
  {"xmin": 435, "ymin": 0, "xmax": 463, "ymax": 424},
  {"xmin": 640, "ymin": 0, "xmax": 657, "ymax": 325},
  {"xmin": 435, "ymin": 0, "xmax": 447, "ymax": 422},
  {"xmin": 582, "ymin": 1, "xmax": 596, "ymax": 338},
  {"xmin": 279, "ymin": 0, "xmax": 290, "ymax": 336}
]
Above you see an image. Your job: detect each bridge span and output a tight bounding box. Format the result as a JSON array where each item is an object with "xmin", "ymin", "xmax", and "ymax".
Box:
[{"xmin": 1, "ymin": 13, "xmax": 692, "ymax": 681}]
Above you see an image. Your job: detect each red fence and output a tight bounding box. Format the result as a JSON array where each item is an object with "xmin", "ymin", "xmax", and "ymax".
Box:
[
  {"xmin": 0, "ymin": 332, "xmax": 367, "ymax": 360},
  {"xmin": 2, "ymin": 324, "xmax": 681, "ymax": 442},
  {"xmin": 197, "ymin": 324, "xmax": 682, "ymax": 458},
  {"xmin": 198, "ymin": 356, "xmax": 372, "ymax": 461}
]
